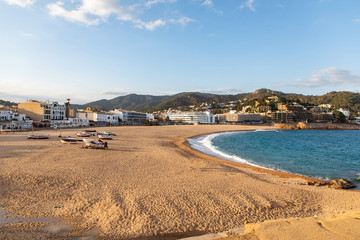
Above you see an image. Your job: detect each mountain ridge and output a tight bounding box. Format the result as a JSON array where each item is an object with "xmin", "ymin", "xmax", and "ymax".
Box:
[{"xmin": 73, "ymin": 89, "xmax": 360, "ymax": 113}]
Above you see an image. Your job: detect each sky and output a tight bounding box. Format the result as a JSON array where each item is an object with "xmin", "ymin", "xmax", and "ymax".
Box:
[{"xmin": 0, "ymin": 0, "xmax": 360, "ymax": 104}]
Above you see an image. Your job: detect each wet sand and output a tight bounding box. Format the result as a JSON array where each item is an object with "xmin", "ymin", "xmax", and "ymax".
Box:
[{"xmin": 0, "ymin": 125, "xmax": 360, "ymax": 239}]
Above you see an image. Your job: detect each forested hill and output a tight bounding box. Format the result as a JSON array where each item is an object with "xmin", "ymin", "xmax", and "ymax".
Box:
[
  {"xmin": 75, "ymin": 89, "xmax": 360, "ymax": 113},
  {"xmin": 0, "ymin": 99, "xmax": 17, "ymax": 107}
]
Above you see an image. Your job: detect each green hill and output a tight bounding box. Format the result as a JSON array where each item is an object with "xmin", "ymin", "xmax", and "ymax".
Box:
[{"xmin": 46, "ymin": 89, "xmax": 360, "ymax": 114}]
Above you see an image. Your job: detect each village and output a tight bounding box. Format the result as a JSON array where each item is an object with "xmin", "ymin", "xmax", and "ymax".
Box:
[{"xmin": 0, "ymin": 95, "xmax": 359, "ymax": 132}]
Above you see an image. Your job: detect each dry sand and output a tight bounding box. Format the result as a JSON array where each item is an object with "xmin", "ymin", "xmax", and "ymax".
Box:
[{"xmin": 0, "ymin": 125, "xmax": 360, "ymax": 239}]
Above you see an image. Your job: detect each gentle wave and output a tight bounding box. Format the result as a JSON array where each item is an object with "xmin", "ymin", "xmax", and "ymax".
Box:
[
  {"xmin": 188, "ymin": 131, "xmax": 266, "ymax": 169},
  {"xmin": 187, "ymin": 130, "xmax": 331, "ymax": 181}
]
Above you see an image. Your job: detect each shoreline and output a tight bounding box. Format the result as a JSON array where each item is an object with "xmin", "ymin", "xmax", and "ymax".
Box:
[{"xmin": 174, "ymin": 129, "xmax": 329, "ymax": 187}]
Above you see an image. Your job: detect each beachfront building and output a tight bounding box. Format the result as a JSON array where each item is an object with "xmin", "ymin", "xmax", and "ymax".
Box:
[
  {"xmin": 266, "ymin": 111, "xmax": 295, "ymax": 123},
  {"xmin": 146, "ymin": 113, "xmax": 156, "ymax": 122},
  {"xmin": 106, "ymin": 113, "xmax": 120, "ymax": 125},
  {"xmin": 168, "ymin": 111, "xmax": 215, "ymax": 124},
  {"xmin": 225, "ymin": 113, "xmax": 262, "ymax": 124},
  {"xmin": 18, "ymin": 100, "xmax": 66, "ymax": 122},
  {"xmin": 109, "ymin": 109, "xmax": 147, "ymax": 125},
  {"xmin": 0, "ymin": 108, "xmax": 33, "ymax": 130},
  {"xmin": 125, "ymin": 111, "xmax": 147, "ymax": 124},
  {"xmin": 77, "ymin": 108, "xmax": 108, "ymax": 126}
]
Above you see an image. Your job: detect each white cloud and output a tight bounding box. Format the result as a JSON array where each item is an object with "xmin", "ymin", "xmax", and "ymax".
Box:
[
  {"xmin": 2, "ymin": 0, "xmax": 35, "ymax": 7},
  {"xmin": 200, "ymin": 0, "xmax": 222, "ymax": 15},
  {"xmin": 239, "ymin": 0, "xmax": 256, "ymax": 12},
  {"xmin": 353, "ymin": 18, "xmax": 360, "ymax": 22},
  {"xmin": 145, "ymin": 0, "xmax": 176, "ymax": 7},
  {"xmin": 280, "ymin": 68, "xmax": 360, "ymax": 88},
  {"xmin": 47, "ymin": 0, "xmax": 134, "ymax": 26},
  {"xmin": 201, "ymin": 0, "xmax": 213, "ymax": 7},
  {"xmin": 170, "ymin": 16, "xmax": 197, "ymax": 26},
  {"xmin": 46, "ymin": 0, "xmax": 194, "ymax": 30},
  {"xmin": 135, "ymin": 19, "xmax": 166, "ymax": 30}
]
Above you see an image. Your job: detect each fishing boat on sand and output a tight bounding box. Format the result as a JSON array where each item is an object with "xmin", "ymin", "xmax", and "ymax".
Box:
[
  {"xmin": 98, "ymin": 134, "xmax": 113, "ymax": 140},
  {"xmin": 60, "ymin": 137, "xmax": 84, "ymax": 144},
  {"xmin": 83, "ymin": 139, "xmax": 108, "ymax": 149},
  {"xmin": 103, "ymin": 131, "xmax": 116, "ymax": 136},
  {"xmin": 76, "ymin": 132, "xmax": 92, "ymax": 137},
  {"xmin": 27, "ymin": 134, "xmax": 50, "ymax": 139},
  {"xmin": 84, "ymin": 130, "xmax": 97, "ymax": 133}
]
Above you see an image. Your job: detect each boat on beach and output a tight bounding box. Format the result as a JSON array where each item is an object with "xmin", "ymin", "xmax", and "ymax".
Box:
[
  {"xmin": 82, "ymin": 139, "xmax": 108, "ymax": 149},
  {"xmin": 84, "ymin": 130, "xmax": 97, "ymax": 133},
  {"xmin": 27, "ymin": 134, "xmax": 50, "ymax": 139},
  {"xmin": 98, "ymin": 134, "xmax": 113, "ymax": 140},
  {"xmin": 1, "ymin": 129, "xmax": 13, "ymax": 133},
  {"xmin": 60, "ymin": 137, "xmax": 84, "ymax": 144},
  {"xmin": 76, "ymin": 132, "xmax": 92, "ymax": 137},
  {"xmin": 103, "ymin": 131, "xmax": 116, "ymax": 136}
]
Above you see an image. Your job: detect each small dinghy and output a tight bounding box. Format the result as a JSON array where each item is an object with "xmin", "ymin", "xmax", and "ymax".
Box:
[
  {"xmin": 60, "ymin": 137, "xmax": 84, "ymax": 144},
  {"xmin": 76, "ymin": 132, "xmax": 92, "ymax": 137},
  {"xmin": 103, "ymin": 131, "xmax": 116, "ymax": 136},
  {"xmin": 98, "ymin": 134, "xmax": 113, "ymax": 140},
  {"xmin": 27, "ymin": 134, "xmax": 50, "ymax": 139},
  {"xmin": 83, "ymin": 139, "xmax": 108, "ymax": 149}
]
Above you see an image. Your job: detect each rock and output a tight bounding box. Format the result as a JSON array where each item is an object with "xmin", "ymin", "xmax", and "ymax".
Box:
[
  {"xmin": 297, "ymin": 122, "xmax": 308, "ymax": 130},
  {"xmin": 329, "ymin": 179, "xmax": 356, "ymax": 189}
]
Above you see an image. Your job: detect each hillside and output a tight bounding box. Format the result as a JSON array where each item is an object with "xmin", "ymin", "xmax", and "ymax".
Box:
[
  {"xmin": 3, "ymin": 89, "xmax": 358, "ymax": 114},
  {"xmin": 73, "ymin": 89, "xmax": 360, "ymax": 113},
  {"xmin": 0, "ymin": 99, "xmax": 17, "ymax": 107}
]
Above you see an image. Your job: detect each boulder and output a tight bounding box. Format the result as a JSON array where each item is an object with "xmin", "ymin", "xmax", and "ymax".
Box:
[
  {"xmin": 297, "ymin": 122, "xmax": 308, "ymax": 130},
  {"xmin": 329, "ymin": 179, "xmax": 356, "ymax": 189}
]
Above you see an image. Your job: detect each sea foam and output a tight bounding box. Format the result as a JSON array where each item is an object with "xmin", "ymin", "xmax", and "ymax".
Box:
[{"xmin": 188, "ymin": 131, "xmax": 265, "ymax": 169}]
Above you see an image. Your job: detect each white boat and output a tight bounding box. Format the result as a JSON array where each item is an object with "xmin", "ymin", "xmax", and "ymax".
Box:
[
  {"xmin": 98, "ymin": 134, "xmax": 113, "ymax": 140},
  {"xmin": 27, "ymin": 134, "xmax": 50, "ymax": 139},
  {"xmin": 60, "ymin": 137, "xmax": 84, "ymax": 144},
  {"xmin": 84, "ymin": 130, "xmax": 97, "ymax": 133},
  {"xmin": 76, "ymin": 132, "xmax": 92, "ymax": 137},
  {"xmin": 103, "ymin": 131, "xmax": 116, "ymax": 136},
  {"xmin": 1, "ymin": 129, "xmax": 13, "ymax": 133},
  {"xmin": 83, "ymin": 139, "xmax": 108, "ymax": 149}
]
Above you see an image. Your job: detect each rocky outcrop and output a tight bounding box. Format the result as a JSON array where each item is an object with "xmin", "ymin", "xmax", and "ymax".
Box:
[
  {"xmin": 329, "ymin": 179, "xmax": 356, "ymax": 189},
  {"xmin": 275, "ymin": 123, "xmax": 360, "ymax": 130}
]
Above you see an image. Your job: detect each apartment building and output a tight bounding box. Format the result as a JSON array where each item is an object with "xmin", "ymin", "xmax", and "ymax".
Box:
[
  {"xmin": 18, "ymin": 100, "xmax": 66, "ymax": 121},
  {"xmin": 168, "ymin": 111, "xmax": 215, "ymax": 124}
]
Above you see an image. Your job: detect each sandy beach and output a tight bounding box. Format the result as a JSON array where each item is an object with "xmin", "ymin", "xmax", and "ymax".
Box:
[{"xmin": 1, "ymin": 125, "xmax": 360, "ymax": 239}]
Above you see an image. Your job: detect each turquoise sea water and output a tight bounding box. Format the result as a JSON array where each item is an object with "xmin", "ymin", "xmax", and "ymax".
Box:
[{"xmin": 188, "ymin": 130, "xmax": 360, "ymax": 188}]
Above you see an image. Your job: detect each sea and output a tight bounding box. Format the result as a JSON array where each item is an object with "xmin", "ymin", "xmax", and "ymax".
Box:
[{"xmin": 188, "ymin": 130, "xmax": 360, "ymax": 189}]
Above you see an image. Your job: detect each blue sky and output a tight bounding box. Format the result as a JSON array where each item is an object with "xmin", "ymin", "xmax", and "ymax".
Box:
[{"xmin": 0, "ymin": 0, "xmax": 359, "ymax": 104}]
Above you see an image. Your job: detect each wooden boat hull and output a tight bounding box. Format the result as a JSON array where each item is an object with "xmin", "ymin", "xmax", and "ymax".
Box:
[
  {"xmin": 60, "ymin": 138, "xmax": 83, "ymax": 144},
  {"xmin": 27, "ymin": 134, "xmax": 50, "ymax": 139},
  {"xmin": 98, "ymin": 135, "xmax": 113, "ymax": 140},
  {"xmin": 83, "ymin": 139, "xmax": 108, "ymax": 149},
  {"xmin": 77, "ymin": 133, "xmax": 92, "ymax": 137}
]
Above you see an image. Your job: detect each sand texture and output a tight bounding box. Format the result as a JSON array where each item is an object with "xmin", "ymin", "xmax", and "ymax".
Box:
[
  {"xmin": 218, "ymin": 209, "xmax": 360, "ymax": 240},
  {"xmin": 0, "ymin": 125, "xmax": 360, "ymax": 239}
]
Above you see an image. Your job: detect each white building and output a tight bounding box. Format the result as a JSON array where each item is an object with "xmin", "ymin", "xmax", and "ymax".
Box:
[
  {"xmin": 146, "ymin": 113, "xmax": 155, "ymax": 122},
  {"xmin": 77, "ymin": 109, "xmax": 108, "ymax": 122},
  {"xmin": 106, "ymin": 113, "xmax": 119, "ymax": 124},
  {"xmin": 109, "ymin": 109, "xmax": 147, "ymax": 124},
  {"xmin": 168, "ymin": 111, "xmax": 215, "ymax": 124},
  {"xmin": 0, "ymin": 108, "xmax": 33, "ymax": 130},
  {"xmin": 109, "ymin": 109, "xmax": 125, "ymax": 122}
]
